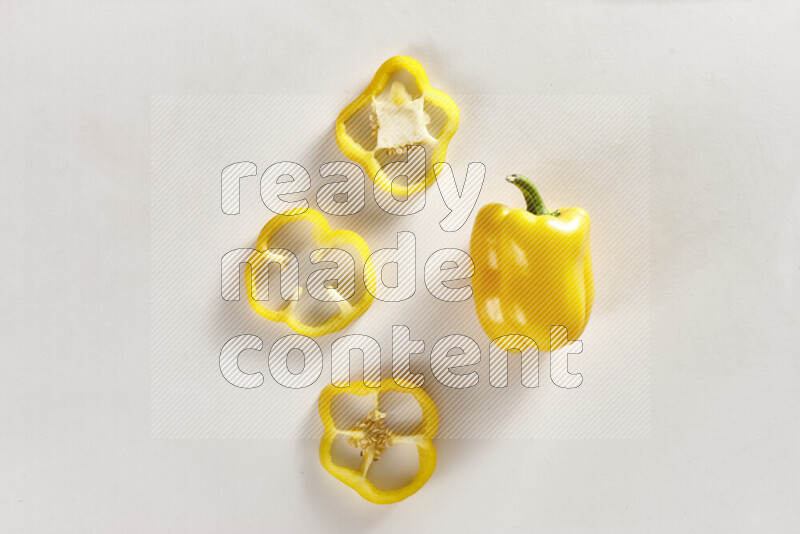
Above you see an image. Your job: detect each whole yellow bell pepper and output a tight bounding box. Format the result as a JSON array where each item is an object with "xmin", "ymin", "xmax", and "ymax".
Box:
[
  {"xmin": 471, "ymin": 175, "xmax": 594, "ymax": 352},
  {"xmin": 318, "ymin": 379, "xmax": 439, "ymax": 504},
  {"xmin": 335, "ymin": 56, "xmax": 459, "ymax": 197},
  {"xmin": 246, "ymin": 208, "xmax": 376, "ymax": 337}
]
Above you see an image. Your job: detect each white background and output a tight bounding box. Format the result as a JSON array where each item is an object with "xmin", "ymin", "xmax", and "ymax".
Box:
[{"xmin": 1, "ymin": 1, "xmax": 798, "ymax": 532}]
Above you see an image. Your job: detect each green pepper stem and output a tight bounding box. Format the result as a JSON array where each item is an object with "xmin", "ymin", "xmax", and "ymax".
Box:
[{"xmin": 506, "ymin": 174, "xmax": 559, "ymax": 216}]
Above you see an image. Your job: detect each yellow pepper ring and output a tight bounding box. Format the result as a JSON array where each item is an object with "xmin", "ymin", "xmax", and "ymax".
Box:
[
  {"xmin": 335, "ymin": 56, "xmax": 459, "ymax": 197},
  {"xmin": 246, "ymin": 208, "xmax": 376, "ymax": 337},
  {"xmin": 318, "ymin": 379, "xmax": 439, "ymax": 504}
]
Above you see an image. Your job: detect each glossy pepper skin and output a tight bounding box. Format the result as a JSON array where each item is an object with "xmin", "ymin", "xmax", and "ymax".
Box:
[
  {"xmin": 318, "ymin": 379, "xmax": 439, "ymax": 504},
  {"xmin": 335, "ymin": 55, "xmax": 459, "ymax": 196},
  {"xmin": 246, "ymin": 208, "xmax": 376, "ymax": 337},
  {"xmin": 471, "ymin": 175, "xmax": 594, "ymax": 352}
]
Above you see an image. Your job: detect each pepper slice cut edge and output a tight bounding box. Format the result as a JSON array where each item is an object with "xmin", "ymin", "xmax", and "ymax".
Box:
[
  {"xmin": 246, "ymin": 208, "xmax": 376, "ymax": 337},
  {"xmin": 335, "ymin": 55, "xmax": 459, "ymax": 197},
  {"xmin": 318, "ymin": 379, "xmax": 439, "ymax": 504}
]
